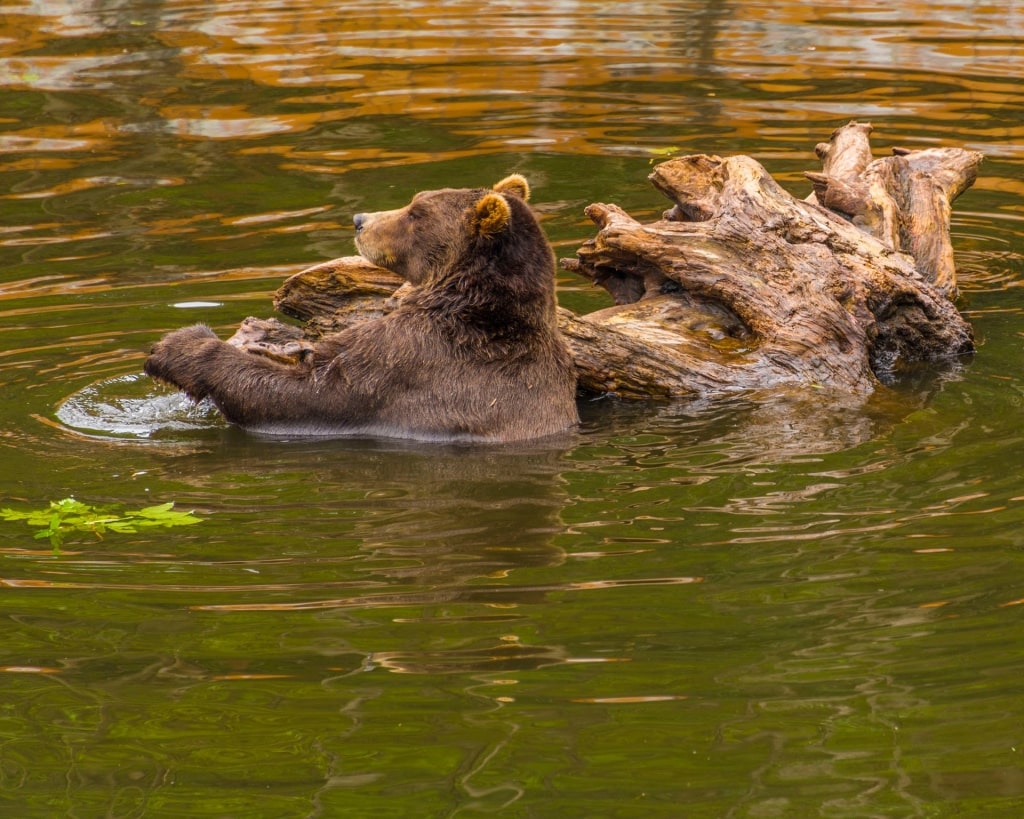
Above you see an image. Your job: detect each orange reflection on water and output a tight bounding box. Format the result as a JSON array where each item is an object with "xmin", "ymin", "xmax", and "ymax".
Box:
[
  {"xmin": 0, "ymin": 665, "xmax": 62, "ymax": 674},
  {"xmin": 571, "ymin": 695, "xmax": 688, "ymax": 704},
  {"xmin": 4, "ymin": 0, "xmax": 1020, "ymax": 169}
]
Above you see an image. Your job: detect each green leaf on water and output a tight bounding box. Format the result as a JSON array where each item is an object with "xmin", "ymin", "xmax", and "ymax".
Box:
[{"xmin": 0, "ymin": 498, "xmax": 202, "ymax": 553}]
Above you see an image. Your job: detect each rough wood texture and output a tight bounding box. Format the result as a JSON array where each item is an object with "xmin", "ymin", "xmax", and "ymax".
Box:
[
  {"xmin": 273, "ymin": 255, "xmax": 406, "ymax": 335},
  {"xmin": 234, "ymin": 123, "xmax": 980, "ymax": 401},
  {"xmin": 562, "ymin": 141, "xmax": 977, "ymax": 396},
  {"xmin": 805, "ymin": 122, "xmax": 982, "ymax": 297}
]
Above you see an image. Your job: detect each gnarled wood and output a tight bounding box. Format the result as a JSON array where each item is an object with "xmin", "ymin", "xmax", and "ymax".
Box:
[
  {"xmin": 563, "ymin": 142, "xmax": 975, "ymax": 396},
  {"xmin": 804, "ymin": 121, "xmax": 982, "ymax": 296},
  {"xmin": 231, "ymin": 123, "xmax": 980, "ymax": 402}
]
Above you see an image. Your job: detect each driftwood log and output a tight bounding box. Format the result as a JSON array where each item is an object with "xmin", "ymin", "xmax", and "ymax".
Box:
[{"xmin": 235, "ymin": 122, "xmax": 981, "ymax": 400}]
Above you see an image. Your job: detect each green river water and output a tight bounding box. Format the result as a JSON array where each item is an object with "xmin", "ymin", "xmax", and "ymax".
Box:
[{"xmin": 1, "ymin": 1, "xmax": 1023, "ymax": 816}]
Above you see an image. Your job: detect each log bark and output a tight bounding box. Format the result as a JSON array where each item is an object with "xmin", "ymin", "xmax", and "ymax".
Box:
[
  {"xmin": 272, "ymin": 255, "xmax": 406, "ymax": 335},
  {"xmin": 805, "ymin": 122, "xmax": 981, "ymax": 297},
  {"xmin": 232, "ymin": 123, "xmax": 981, "ymax": 401}
]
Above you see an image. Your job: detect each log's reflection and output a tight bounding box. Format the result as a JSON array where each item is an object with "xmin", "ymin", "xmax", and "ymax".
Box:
[{"xmin": 576, "ymin": 361, "xmax": 965, "ymax": 464}]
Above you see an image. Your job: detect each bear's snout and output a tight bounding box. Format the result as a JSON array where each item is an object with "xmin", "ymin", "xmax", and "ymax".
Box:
[{"xmin": 353, "ymin": 213, "xmax": 367, "ymax": 233}]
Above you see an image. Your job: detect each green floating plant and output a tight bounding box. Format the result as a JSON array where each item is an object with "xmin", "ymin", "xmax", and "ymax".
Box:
[{"xmin": 0, "ymin": 497, "xmax": 202, "ymax": 552}]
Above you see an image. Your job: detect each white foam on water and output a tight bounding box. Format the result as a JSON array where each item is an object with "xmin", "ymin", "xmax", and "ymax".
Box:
[{"xmin": 56, "ymin": 373, "xmax": 220, "ymax": 438}]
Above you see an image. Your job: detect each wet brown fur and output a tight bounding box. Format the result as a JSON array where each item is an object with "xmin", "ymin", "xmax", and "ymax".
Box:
[{"xmin": 144, "ymin": 175, "xmax": 579, "ymax": 442}]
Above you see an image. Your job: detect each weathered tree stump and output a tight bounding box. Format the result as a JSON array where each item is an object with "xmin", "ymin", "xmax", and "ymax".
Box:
[{"xmin": 244, "ymin": 122, "xmax": 982, "ymax": 400}]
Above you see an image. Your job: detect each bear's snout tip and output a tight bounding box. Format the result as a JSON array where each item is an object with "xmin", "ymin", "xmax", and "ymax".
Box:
[{"xmin": 353, "ymin": 213, "xmax": 366, "ymax": 232}]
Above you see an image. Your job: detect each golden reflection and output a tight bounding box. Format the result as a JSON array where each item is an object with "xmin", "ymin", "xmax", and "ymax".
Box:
[
  {"xmin": 571, "ymin": 695, "xmax": 688, "ymax": 703},
  {"xmin": 3, "ymin": 176, "xmax": 181, "ymax": 201},
  {"xmin": 225, "ymin": 205, "xmax": 331, "ymax": 226},
  {"xmin": 4, "ymin": 0, "xmax": 1020, "ymax": 172},
  {"xmin": 0, "ymin": 665, "xmax": 62, "ymax": 674}
]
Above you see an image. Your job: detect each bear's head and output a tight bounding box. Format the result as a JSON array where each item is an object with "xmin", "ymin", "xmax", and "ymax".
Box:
[{"xmin": 353, "ymin": 175, "xmax": 551, "ymax": 294}]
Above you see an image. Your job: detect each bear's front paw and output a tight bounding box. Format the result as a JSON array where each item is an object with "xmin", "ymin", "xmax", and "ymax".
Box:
[{"xmin": 144, "ymin": 324, "xmax": 221, "ymax": 399}]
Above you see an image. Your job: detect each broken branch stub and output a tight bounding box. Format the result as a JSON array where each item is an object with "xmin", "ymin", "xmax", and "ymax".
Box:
[{"xmin": 804, "ymin": 121, "xmax": 982, "ymax": 297}]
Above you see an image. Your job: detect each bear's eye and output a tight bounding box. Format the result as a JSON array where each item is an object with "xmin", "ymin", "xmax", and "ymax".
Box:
[{"xmin": 406, "ymin": 207, "xmax": 422, "ymax": 222}]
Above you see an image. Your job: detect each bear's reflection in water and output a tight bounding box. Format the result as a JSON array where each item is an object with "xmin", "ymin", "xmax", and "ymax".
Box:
[
  {"xmin": 174, "ymin": 436, "xmax": 580, "ymax": 675},
  {"xmin": 176, "ymin": 435, "xmax": 572, "ymax": 593}
]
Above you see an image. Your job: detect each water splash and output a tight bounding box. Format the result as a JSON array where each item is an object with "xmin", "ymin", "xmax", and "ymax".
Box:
[{"xmin": 55, "ymin": 372, "xmax": 220, "ymax": 438}]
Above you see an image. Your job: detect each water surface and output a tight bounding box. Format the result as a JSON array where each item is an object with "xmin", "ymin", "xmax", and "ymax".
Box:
[{"xmin": 2, "ymin": 1, "xmax": 1023, "ymax": 816}]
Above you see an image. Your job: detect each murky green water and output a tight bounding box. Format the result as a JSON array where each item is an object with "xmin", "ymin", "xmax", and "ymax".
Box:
[{"xmin": 2, "ymin": 1, "xmax": 1024, "ymax": 816}]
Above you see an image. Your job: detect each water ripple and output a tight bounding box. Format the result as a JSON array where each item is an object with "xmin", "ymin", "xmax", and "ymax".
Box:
[{"xmin": 56, "ymin": 373, "xmax": 221, "ymax": 439}]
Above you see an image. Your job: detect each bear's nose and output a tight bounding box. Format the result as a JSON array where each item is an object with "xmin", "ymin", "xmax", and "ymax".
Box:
[{"xmin": 353, "ymin": 213, "xmax": 366, "ymax": 233}]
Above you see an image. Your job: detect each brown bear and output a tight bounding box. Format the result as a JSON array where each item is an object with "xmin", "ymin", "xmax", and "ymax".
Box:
[{"xmin": 144, "ymin": 175, "xmax": 579, "ymax": 443}]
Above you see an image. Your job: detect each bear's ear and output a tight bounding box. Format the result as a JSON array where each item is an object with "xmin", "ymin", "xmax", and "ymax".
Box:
[
  {"xmin": 473, "ymin": 192, "xmax": 512, "ymax": 237},
  {"xmin": 492, "ymin": 173, "xmax": 530, "ymax": 202}
]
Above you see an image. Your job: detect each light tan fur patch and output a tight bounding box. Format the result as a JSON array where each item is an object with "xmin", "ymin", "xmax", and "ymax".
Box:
[
  {"xmin": 493, "ymin": 173, "xmax": 530, "ymax": 201},
  {"xmin": 474, "ymin": 192, "xmax": 511, "ymax": 236}
]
